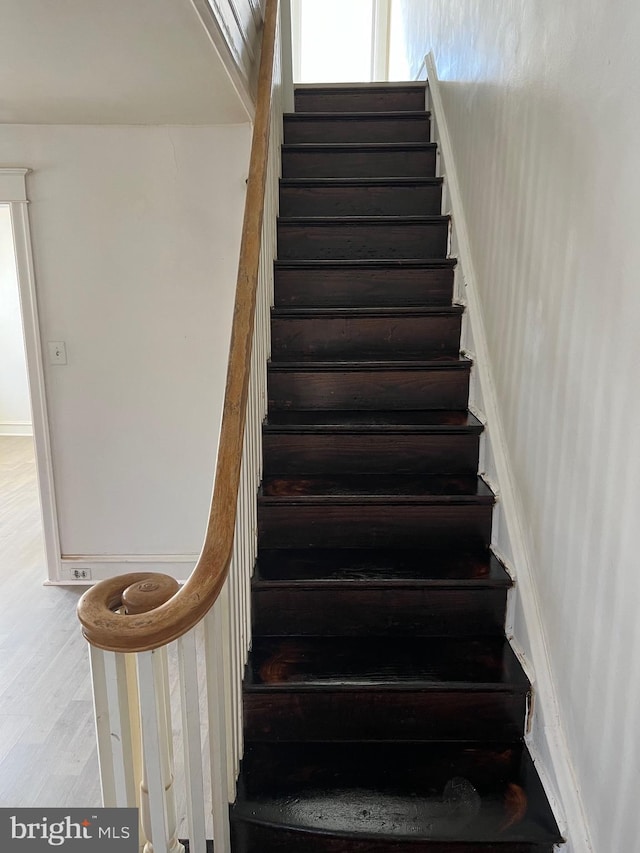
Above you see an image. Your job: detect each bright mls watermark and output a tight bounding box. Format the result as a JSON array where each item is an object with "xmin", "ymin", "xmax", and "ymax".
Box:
[{"xmin": 0, "ymin": 809, "xmax": 138, "ymax": 851}]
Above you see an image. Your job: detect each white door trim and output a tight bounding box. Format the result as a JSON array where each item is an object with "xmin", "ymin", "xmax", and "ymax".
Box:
[
  {"xmin": 0, "ymin": 168, "xmax": 62, "ymax": 581},
  {"xmin": 371, "ymin": 0, "xmax": 391, "ymax": 81}
]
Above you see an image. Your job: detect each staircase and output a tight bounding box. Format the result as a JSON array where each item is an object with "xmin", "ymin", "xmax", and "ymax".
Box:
[{"xmin": 230, "ymin": 84, "xmax": 563, "ymax": 853}]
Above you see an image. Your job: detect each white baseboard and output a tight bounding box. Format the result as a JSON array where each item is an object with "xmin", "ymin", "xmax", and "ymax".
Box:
[
  {"xmin": 0, "ymin": 421, "xmax": 33, "ymax": 436},
  {"xmin": 425, "ymin": 52, "xmax": 593, "ymax": 853},
  {"xmin": 47, "ymin": 553, "xmax": 198, "ymax": 585}
]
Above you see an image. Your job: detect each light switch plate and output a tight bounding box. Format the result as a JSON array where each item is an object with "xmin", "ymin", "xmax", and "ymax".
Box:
[{"xmin": 48, "ymin": 341, "xmax": 67, "ymax": 364}]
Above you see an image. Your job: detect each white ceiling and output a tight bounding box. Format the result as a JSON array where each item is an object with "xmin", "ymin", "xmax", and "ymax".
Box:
[{"xmin": 0, "ymin": 0, "xmax": 249, "ymax": 125}]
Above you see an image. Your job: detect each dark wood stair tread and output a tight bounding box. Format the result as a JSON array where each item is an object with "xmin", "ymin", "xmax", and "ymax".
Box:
[
  {"xmin": 285, "ymin": 110, "xmax": 432, "ymax": 120},
  {"xmin": 235, "ymin": 81, "xmax": 562, "ymax": 851},
  {"xmin": 265, "ymin": 409, "xmax": 482, "ymax": 431},
  {"xmin": 247, "ymin": 637, "xmax": 529, "ymax": 690},
  {"xmin": 255, "ymin": 549, "xmax": 511, "ymax": 587},
  {"xmin": 268, "ymin": 357, "xmax": 471, "ymax": 370},
  {"xmin": 277, "ymin": 217, "xmax": 449, "ymax": 261},
  {"xmin": 260, "ymin": 474, "xmax": 494, "ymax": 501},
  {"xmin": 273, "ymin": 260, "xmax": 456, "ymax": 308},
  {"xmin": 282, "ymin": 145, "xmax": 437, "ymax": 180},
  {"xmin": 294, "ymin": 85, "xmax": 427, "ymax": 115},
  {"xmin": 280, "ymin": 176, "xmax": 443, "ymax": 186},
  {"xmin": 279, "ymin": 180, "xmax": 444, "ymax": 217},
  {"xmin": 232, "ymin": 742, "xmax": 563, "ymax": 845},
  {"xmin": 268, "ymin": 359, "xmax": 471, "ymax": 412},
  {"xmin": 275, "ymin": 258, "xmax": 457, "ymax": 269},
  {"xmin": 271, "ymin": 306, "xmax": 463, "ymax": 317},
  {"xmin": 270, "ymin": 306, "xmax": 463, "ymax": 361},
  {"xmin": 279, "ymin": 214, "xmax": 448, "ymax": 224},
  {"xmin": 283, "ymin": 142, "xmax": 437, "ymax": 151}
]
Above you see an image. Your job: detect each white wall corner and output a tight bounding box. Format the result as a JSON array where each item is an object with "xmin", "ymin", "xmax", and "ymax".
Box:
[{"xmin": 425, "ymin": 52, "xmax": 593, "ymax": 853}]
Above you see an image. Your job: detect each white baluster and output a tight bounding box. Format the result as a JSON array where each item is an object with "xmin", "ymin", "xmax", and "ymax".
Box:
[
  {"xmin": 177, "ymin": 629, "xmax": 207, "ymax": 853},
  {"xmin": 204, "ymin": 600, "xmax": 232, "ymax": 853},
  {"xmin": 89, "ymin": 646, "xmax": 137, "ymax": 808},
  {"xmin": 137, "ymin": 649, "xmax": 184, "ymax": 853}
]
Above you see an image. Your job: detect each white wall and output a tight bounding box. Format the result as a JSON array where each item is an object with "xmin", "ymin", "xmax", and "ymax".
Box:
[
  {"xmin": 0, "ymin": 0, "xmax": 250, "ymax": 125},
  {"xmin": 0, "ymin": 124, "xmax": 251, "ymax": 574},
  {"xmin": 0, "ymin": 204, "xmax": 31, "ymax": 432},
  {"xmin": 397, "ymin": 2, "xmax": 640, "ymax": 851}
]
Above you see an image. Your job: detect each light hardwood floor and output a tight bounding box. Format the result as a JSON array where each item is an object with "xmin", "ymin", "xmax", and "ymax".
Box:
[
  {"xmin": 0, "ymin": 436, "xmax": 101, "ymax": 807},
  {"xmin": 0, "ymin": 437, "xmax": 214, "ymax": 838}
]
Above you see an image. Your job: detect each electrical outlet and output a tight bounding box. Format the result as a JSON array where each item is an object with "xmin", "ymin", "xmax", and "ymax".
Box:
[{"xmin": 62, "ymin": 567, "xmax": 92, "ymax": 582}]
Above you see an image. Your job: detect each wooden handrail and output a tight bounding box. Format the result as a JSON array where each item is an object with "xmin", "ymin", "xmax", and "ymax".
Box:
[{"xmin": 77, "ymin": 0, "xmax": 280, "ymax": 653}]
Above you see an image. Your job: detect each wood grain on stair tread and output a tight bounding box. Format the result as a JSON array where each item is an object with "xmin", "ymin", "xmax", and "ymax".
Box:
[
  {"xmin": 269, "ymin": 357, "xmax": 469, "ymax": 369},
  {"xmin": 258, "ymin": 506, "xmax": 492, "ymax": 551},
  {"xmin": 294, "ymin": 85, "xmax": 427, "ymax": 113},
  {"xmin": 271, "ymin": 307, "xmax": 462, "ymax": 360},
  {"xmin": 255, "ymin": 548, "xmax": 510, "ymax": 585},
  {"xmin": 248, "ymin": 637, "xmax": 528, "ymax": 688},
  {"xmin": 268, "ymin": 360, "xmax": 471, "ymax": 412},
  {"xmin": 262, "ymin": 433, "xmax": 480, "ymax": 476},
  {"xmin": 260, "ymin": 473, "xmax": 494, "ymax": 500},
  {"xmin": 277, "ymin": 215, "xmax": 450, "ymax": 261},
  {"xmin": 264, "ymin": 409, "xmax": 483, "ymax": 429},
  {"xmin": 234, "ymin": 824, "xmax": 557, "ymax": 853},
  {"xmin": 274, "ymin": 260, "xmax": 455, "ymax": 308},
  {"xmin": 282, "ymin": 144, "xmax": 437, "ymax": 179},
  {"xmin": 232, "ymin": 742, "xmax": 562, "ymax": 844},
  {"xmin": 294, "ymin": 85, "xmax": 426, "ymax": 113},
  {"xmin": 284, "ymin": 111, "xmax": 431, "ymax": 145},
  {"xmin": 243, "ymin": 692, "xmax": 529, "ymax": 742},
  {"xmin": 252, "ymin": 587, "xmax": 508, "ymax": 638},
  {"xmin": 279, "ymin": 179, "xmax": 442, "ymax": 216},
  {"xmin": 272, "ymin": 306, "xmax": 462, "ymax": 317},
  {"xmin": 244, "ymin": 637, "xmax": 529, "ymax": 741}
]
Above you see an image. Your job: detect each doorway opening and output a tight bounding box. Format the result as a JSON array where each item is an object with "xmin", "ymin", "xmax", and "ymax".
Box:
[
  {"xmin": 0, "ymin": 205, "xmax": 31, "ymax": 437},
  {"xmin": 290, "ymin": 0, "xmax": 412, "ymax": 84},
  {"xmin": 0, "ymin": 170, "xmax": 60, "ymax": 583}
]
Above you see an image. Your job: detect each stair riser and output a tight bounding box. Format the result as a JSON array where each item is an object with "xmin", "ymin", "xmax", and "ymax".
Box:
[
  {"xmin": 252, "ymin": 587, "xmax": 505, "ymax": 637},
  {"xmin": 256, "ymin": 549, "xmax": 503, "ymax": 583},
  {"xmin": 279, "ymin": 184, "xmax": 442, "ymax": 216},
  {"xmin": 232, "ymin": 823, "xmax": 555, "ymax": 853},
  {"xmin": 294, "ymin": 89, "xmax": 426, "ymax": 113},
  {"xmin": 278, "ymin": 221, "xmax": 448, "ymax": 261},
  {"xmin": 274, "ymin": 266, "xmax": 454, "ymax": 307},
  {"xmin": 244, "ymin": 691, "xmax": 527, "ymax": 742},
  {"xmin": 262, "ymin": 434, "xmax": 480, "ymax": 475},
  {"xmin": 282, "ymin": 148, "xmax": 436, "ymax": 179},
  {"xmin": 284, "ymin": 115, "xmax": 430, "ymax": 144},
  {"xmin": 268, "ymin": 368, "xmax": 470, "ymax": 410},
  {"xmin": 241, "ymin": 740, "xmax": 524, "ymax": 791},
  {"xmin": 271, "ymin": 314, "xmax": 461, "ymax": 360}
]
